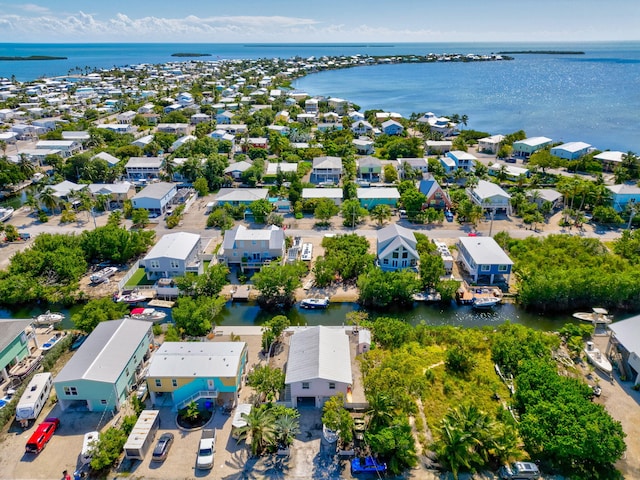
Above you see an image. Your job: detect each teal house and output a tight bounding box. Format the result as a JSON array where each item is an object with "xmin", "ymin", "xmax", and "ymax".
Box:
[
  {"xmin": 54, "ymin": 319, "xmax": 153, "ymax": 412},
  {"xmin": 357, "ymin": 187, "xmax": 400, "ymax": 210},
  {"xmin": 0, "ymin": 319, "xmax": 33, "ymax": 385},
  {"xmin": 146, "ymin": 342, "xmax": 248, "ymax": 411}
]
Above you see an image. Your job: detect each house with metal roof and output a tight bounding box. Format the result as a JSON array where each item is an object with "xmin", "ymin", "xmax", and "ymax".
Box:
[
  {"xmin": 594, "ymin": 151, "xmax": 625, "ymax": 172},
  {"xmin": 131, "ymin": 182, "xmax": 177, "ymax": 215},
  {"xmin": 141, "ymin": 232, "xmax": 202, "ymax": 280},
  {"xmin": 219, "ymin": 225, "xmax": 285, "ymax": 270},
  {"xmin": 457, "ymin": 236, "xmax": 513, "ymax": 284},
  {"xmin": 606, "ymin": 184, "xmax": 640, "ymax": 212},
  {"xmin": 88, "ymin": 182, "xmax": 135, "ymax": 206},
  {"xmin": 357, "ymin": 156, "xmax": 382, "ymax": 181},
  {"xmin": 146, "ymin": 341, "xmax": 248, "ymax": 411},
  {"xmin": 425, "ymin": 140, "xmax": 452, "ymax": 154},
  {"xmin": 381, "ymin": 119, "xmax": 404, "ymax": 136},
  {"xmin": 301, "ymin": 187, "xmax": 343, "ymax": 206},
  {"xmin": 35, "ymin": 140, "xmax": 82, "ymax": 158},
  {"xmin": 608, "ymin": 315, "xmax": 640, "ymax": 384},
  {"xmin": 0, "ymin": 319, "xmax": 34, "ymax": 385},
  {"xmin": 125, "ymin": 157, "xmax": 163, "ymax": 181},
  {"xmin": 445, "ymin": 150, "xmax": 477, "ymax": 173},
  {"xmin": 398, "ymin": 157, "xmax": 429, "ymax": 179},
  {"xmin": 91, "ymin": 151, "xmax": 120, "ymax": 168},
  {"xmin": 376, "ymin": 224, "xmax": 419, "ymax": 271},
  {"xmin": 357, "ymin": 187, "xmax": 400, "ymax": 210},
  {"xmin": 54, "ymin": 319, "xmax": 154, "ymax": 412},
  {"xmin": 468, "ymin": 180, "xmax": 512, "ymax": 214},
  {"xmin": 353, "ymin": 138, "xmax": 375, "ymax": 155},
  {"xmin": 224, "ymin": 160, "xmax": 254, "ymax": 180},
  {"xmin": 213, "ymin": 188, "xmax": 269, "ymax": 207},
  {"xmin": 512, "ymin": 136, "xmax": 552, "ymax": 158},
  {"xmin": 311, "ymin": 156, "xmax": 343, "ymax": 184},
  {"xmin": 285, "ymin": 326, "xmax": 352, "ymax": 408},
  {"xmin": 488, "ymin": 163, "xmax": 530, "ymax": 181},
  {"xmin": 478, "ymin": 135, "xmax": 505, "ymax": 154},
  {"xmin": 526, "ymin": 188, "xmax": 563, "ymax": 210},
  {"xmin": 550, "ymin": 141, "xmax": 592, "ymax": 160}
]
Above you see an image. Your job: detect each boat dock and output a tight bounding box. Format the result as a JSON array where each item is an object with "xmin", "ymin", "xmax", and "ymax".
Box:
[
  {"xmin": 231, "ymin": 285, "xmax": 252, "ymax": 302},
  {"xmin": 456, "ymin": 283, "xmax": 503, "ymax": 305},
  {"xmin": 147, "ymin": 299, "xmax": 175, "ymax": 308}
]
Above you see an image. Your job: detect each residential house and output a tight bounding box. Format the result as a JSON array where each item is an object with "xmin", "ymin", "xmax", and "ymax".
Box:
[
  {"xmin": 0, "ymin": 131, "xmax": 18, "ymax": 146},
  {"xmin": 357, "ymin": 187, "xmax": 400, "ymax": 210},
  {"xmin": 265, "ymin": 162, "xmax": 298, "ymax": 178},
  {"xmin": 95, "ymin": 124, "xmax": 135, "ymax": 134},
  {"xmin": 91, "ymin": 151, "xmax": 120, "ymax": 168},
  {"xmin": 224, "ymin": 160, "xmax": 254, "ymax": 180},
  {"xmin": 275, "ymin": 110, "xmax": 290, "ymax": 123},
  {"xmin": 35, "ymin": 140, "xmax": 82, "ymax": 158},
  {"xmin": 357, "ymin": 156, "xmax": 382, "ymax": 181},
  {"xmin": 607, "ymin": 315, "xmax": 640, "ymax": 385},
  {"xmin": 353, "ymin": 138, "xmax": 375, "ymax": 155},
  {"xmin": 417, "ymin": 112, "xmax": 456, "ymax": 136},
  {"xmin": 526, "ymin": 188, "xmax": 563, "ymax": 210},
  {"xmin": 125, "ymin": 157, "xmax": 163, "ymax": 181},
  {"xmin": 550, "ymin": 141, "xmax": 592, "ymax": 160},
  {"xmin": 88, "ymin": 182, "xmax": 135, "ymax": 207},
  {"xmin": 376, "ymin": 224, "xmax": 419, "ymax": 271},
  {"xmin": 177, "ymin": 92, "xmax": 194, "ymax": 106},
  {"xmin": 209, "ymin": 129, "xmax": 236, "ymax": 146},
  {"xmin": 488, "ymin": 163, "xmax": 530, "ymax": 181},
  {"xmin": 117, "ymin": 111, "xmax": 137, "ymax": 124},
  {"xmin": 284, "ymin": 326, "xmax": 352, "ymax": 408},
  {"xmin": 170, "ymin": 135, "xmax": 196, "ymax": 152},
  {"xmin": 215, "ymin": 124, "xmax": 248, "ymax": 135},
  {"xmin": 305, "ymin": 98, "xmax": 319, "ymax": 114},
  {"xmin": 375, "ymin": 112, "xmax": 403, "ymax": 123},
  {"xmin": 512, "ymin": 136, "xmax": 552, "ymax": 158},
  {"xmin": 0, "ymin": 319, "xmax": 34, "ymax": 385},
  {"xmin": 468, "ymin": 180, "xmax": 512, "ymax": 214},
  {"xmin": 418, "ymin": 176, "xmax": 452, "ymax": 210},
  {"xmin": 50, "ymin": 180, "xmax": 82, "ymax": 201},
  {"xmin": 606, "ymin": 184, "xmax": 640, "ymax": 212},
  {"xmin": 381, "ymin": 119, "xmax": 404, "ymax": 136},
  {"xmin": 131, "ymin": 135, "xmax": 155, "ymax": 149},
  {"xmin": 213, "ymin": 188, "xmax": 268, "ymax": 207},
  {"xmin": 328, "ymin": 97, "xmax": 348, "ymax": 115},
  {"xmin": 146, "ymin": 342, "xmax": 248, "ymax": 411},
  {"xmin": 425, "ymin": 140, "xmax": 452, "ymax": 154},
  {"xmin": 457, "ymin": 236, "xmax": 513, "ymax": 284},
  {"xmin": 301, "ymin": 188, "xmax": 343, "ymax": 206},
  {"xmin": 398, "ymin": 157, "xmax": 429, "ymax": 179},
  {"xmin": 351, "ymin": 120, "xmax": 374, "ymax": 136},
  {"xmin": 141, "ymin": 232, "xmax": 202, "ymax": 280},
  {"xmin": 54, "ymin": 319, "xmax": 154, "ymax": 412},
  {"xmin": 240, "ymin": 137, "xmax": 268, "ymax": 152},
  {"xmin": 595, "ymin": 151, "xmax": 625, "ymax": 172},
  {"xmin": 157, "ymin": 123, "xmax": 189, "ymax": 136},
  {"xmin": 445, "ymin": 150, "xmax": 476, "ymax": 173},
  {"xmin": 478, "ymin": 135, "xmax": 505, "ymax": 154},
  {"xmin": 131, "ymin": 182, "xmax": 177, "ymax": 215},
  {"xmin": 219, "ymin": 225, "xmax": 285, "ymax": 270},
  {"xmin": 190, "ymin": 113, "xmax": 211, "ymax": 125},
  {"xmin": 216, "ymin": 111, "xmax": 235, "ymax": 124},
  {"xmin": 61, "ymin": 131, "xmax": 90, "ymax": 144},
  {"xmin": 311, "ymin": 156, "xmax": 343, "ymax": 184},
  {"xmin": 296, "ymin": 113, "xmax": 317, "ymax": 124}
]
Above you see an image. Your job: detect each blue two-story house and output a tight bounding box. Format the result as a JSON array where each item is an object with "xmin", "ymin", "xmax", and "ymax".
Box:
[
  {"xmin": 606, "ymin": 184, "xmax": 640, "ymax": 212},
  {"xmin": 457, "ymin": 237, "xmax": 513, "ymax": 285}
]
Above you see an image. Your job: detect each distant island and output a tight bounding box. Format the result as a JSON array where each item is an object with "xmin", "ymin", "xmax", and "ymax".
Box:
[
  {"xmin": 497, "ymin": 50, "xmax": 584, "ymax": 55},
  {"xmin": 0, "ymin": 55, "xmax": 67, "ymax": 61},
  {"xmin": 171, "ymin": 53, "xmax": 212, "ymax": 57}
]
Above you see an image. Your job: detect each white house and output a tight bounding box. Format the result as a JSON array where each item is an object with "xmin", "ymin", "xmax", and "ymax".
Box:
[
  {"xmin": 219, "ymin": 225, "xmax": 285, "ymax": 270},
  {"xmin": 425, "ymin": 140, "xmax": 452, "ymax": 154},
  {"xmin": 131, "ymin": 182, "xmax": 177, "ymax": 215},
  {"xmin": 550, "ymin": 142, "xmax": 592, "ymax": 160},
  {"xmin": 478, "ymin": 135, "xmax": 505, "ymax": 154},
  {"xmin": 351, "ymin": 120, "xmax": 374, "ymax": 136},
  {"xmin": 444, "ymin": 150, "xmax": 476, "ymax": 173},
  {"xmin": 141, "ymin": 232, "xmax": 202, "ymax": 280},
  {"xmin": 488, "ymin": 163, "xmax": 530, "ymax": 181},
  {"xmin": 311, "ymin": 156, "xmax": 343, "ymax": 184},
  {"xmin": 125, "ymin": 157, "xmax": 163, "ymax": 181},
  {"xmin": 285, "ymin": 327, "xmax": 352, "ymax": 408},
  {"xmin": 376, "ymin": 224, "xmax": 419, "ymax": 271},
  {"xmin": 468, "ymin": 180, "xmax": 512, "ymax": 214},
  {"xmin": 301, "ymin": 188, "xmax": 343, "ymax": 206},
  {"xmin": 35, "ymin": 140, "xmax": 82, "ymax": 158},
  {"xmin": 398, "ymin": 157, "xmax": 429, "ymax": 179},
  {"xmin": 213, "ymin": 188, "xmax": 268, "ymax": 207}
]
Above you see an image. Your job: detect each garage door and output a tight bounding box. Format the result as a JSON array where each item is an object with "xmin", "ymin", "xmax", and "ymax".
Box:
[{"xmin": 296, "ymin": 397, "xmax": 316, "ymax": 408}]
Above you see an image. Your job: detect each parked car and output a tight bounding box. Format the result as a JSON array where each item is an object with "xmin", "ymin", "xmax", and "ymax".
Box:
[
  {"xmin": 135, "ymin": 383, "xmax": 148, "ymax": 402},
  {"xmin": 499, "ymin": 461, "xmax": 540, "ymax": 479},
  {"xmin": 151, "ymin": 433, "xmax": 174, "ymax": 462},
  {"xmin": 444, "ymin": 211, "xmax": 454, "ymax": 222},
  {"xmin": 25, "ymin": 417, "xmax": 60, "ymax": 454},
  {"xmin": 196, "ymin": 429, "xmax": 216, "ymax": 469}
]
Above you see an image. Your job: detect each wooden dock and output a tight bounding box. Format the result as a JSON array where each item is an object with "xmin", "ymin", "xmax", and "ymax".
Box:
[
  {"xmin": 457, "ymin": 283, "xmax": 503, "ymax": 304},
  {"xmin": 231, "ymin": 285, "xmax": 252, "ymax": 302}
]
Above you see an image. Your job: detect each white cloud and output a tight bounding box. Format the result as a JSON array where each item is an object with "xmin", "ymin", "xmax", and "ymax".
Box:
[{"xmin": 19, "ymin": 4, "xmax": 50, "ymax": 14}]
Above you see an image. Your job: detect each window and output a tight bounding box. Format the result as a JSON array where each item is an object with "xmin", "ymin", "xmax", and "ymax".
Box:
[
  {"xmin": 302, "ymin": 382, "xmax": 310, "ymax": 390},
  {"xmin": 383, "ymin": 258, "xmax": 388, "ymax": 265},
  {"xmin": 155, "ymin": 379, "xmax": 162, "ymax": 387},
  {"xmin": 172, "ymin": 379, "xmax": 178, "ymax": 387},
  {"xmin": 402, "ymin": 252, "xmax": 408, "ymax": 259},
  {"xmin": 329, "ymin": 382, "xmax": 336, "ymax": 390},
  {"xmin": 150, "ymin": 260, "xmax": 160, "ymax": 269},
  {"xmin": 100, "ymin": 399, "xmax": 107, "ymax": 405},
  {"xmin": 481, "ymin": 265, "xmax": 491, "ymax": 272},
  {"xmin": 392, "ymin": 252, "xmax": 399, "ymax": 259},
  {"xmin": 170, "ymin": 260, "xmax": 180, "ymax": 269},
  {"xmin": 498, "ymin": 264, "xmax": 509, "ymax": 272},
  {"xmin": 64, "ymin": 386, "xmax": 78, "ymax": 396}
]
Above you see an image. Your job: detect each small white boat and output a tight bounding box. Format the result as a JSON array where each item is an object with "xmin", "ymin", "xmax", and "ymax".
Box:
[
  {"xmin": 413, "ymin": 290, "xmax": 442, "ymax": 302},
  {"xmin": 0, "ymin": 206, "xmax": 14, "ymax": 223},
  {"xmin": 573, "ymin": 307, "xmax": 612, "ymax": 324},
  {"xmin": 129, "ymin": 307, "xmax": 167, "ymax": 323},
  {"xmin": 90, "ymin": 266, "xmax": 118, "ymax": 284},
  {"xmin": 33, "ymin": 311, "xmax": 65, "ymax": 325},
  {"xmin": 300, "ymin": 297, "xmax": 329, "ymax": 309},
  {"xmin": 472, "ymin": 297, "xmax": 501, "ymax": 309},
  {"xmin": 80, "ymin": 431, "xmax": 99, "ymax": 465},
  {"xmin": 114, "ymin": 290, "xmax": 146, "ymax": 304},
  {"xmin": 40, "ymin": 332, "xmax": 64, "ymax": 351},
  {"xmin": 584, "ymin": 341, "xmax": 613, "ymax": 374}
]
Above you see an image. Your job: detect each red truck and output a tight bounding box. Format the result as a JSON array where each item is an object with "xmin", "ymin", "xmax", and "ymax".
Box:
[{"xmin": 25, "ymin": 417, "xmax": 60, "ymax": 454}]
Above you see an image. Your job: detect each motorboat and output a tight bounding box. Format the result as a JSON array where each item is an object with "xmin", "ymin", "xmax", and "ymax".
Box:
[
  {"xmin": 412, "ymin": 290, "xmax": 442, "ymax": 302},
  {"xmin": 114, "ymin": 290, "xmax": 146, "ymax": 304},
  {"xmin": 0, "ymin": 206, "xmax": 14, "ymax": 223},
  {"xmin": 9, "ymin": 355, "xmax": 42, "ymax": 379},
  {"xmin": 90, "ymin": 266, "xmax": 118, "ymax": 284},
  {"xmin": 129, "ymin": 307, "xmax": 167, "ymax": 323},
  {"xmin": 300, "ymin": 297, "xmax": 330, "ymax": 309},
  {"xmin": 40, "ymin": 332, "xmax": 64, "ymax": 351},
  {"xmin": 573, "ymin": 307, "xmax": 612, "ymax": 324},
  {"xmin": 33, "ymin": 311, "xmax": 65, "ymax": 325},
  {"xmin": 351, "ymin": 457, "xmax": 387, "ymax": 474},
  {"xmin": 584, "ymin": 341, "xmax": 613, "ymax": 374},
  {"xmin": 472, "ymin": 296, "xmax": 501, "ymax": 309}
]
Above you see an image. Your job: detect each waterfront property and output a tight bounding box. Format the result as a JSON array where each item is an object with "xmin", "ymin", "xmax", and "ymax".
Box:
[
  {"xmin": 357, "ymin": 187, "xmax": 400, "ymax": 210},
  {"xmin": 131, "ymin": 182, "xmax": 177, "ymax": 215},
  {"xmin": 594, "ymin": 151, "xmax": 625, "ymax": 171},
  {"xmin": 456, "ymin": 236, "xmax": 513, "ymax": 285},
  {"xmin": 141, "ymin": 232, "xmax": 202, "ymax": 280},
  {"xmin": 54, "ymin": 319, "xmax": 153, "ymax": 412},
  {"xmin": 468, "ymin": 180, "xmax": 512, "ymax": 214},
  {"xmin": 606, "ymin": 184, "xmax": 640, "ymax": 212},
  {"xmin": 88, "ymin": 181, "xmax": 135, "ymax": 207},
  {"xmin": 284, "ymin": 326, "xmax": 352, "ymax": 408},
  {"xmin": 353, "ymin": 138, "xmax": 375, "ymax": 155},
  {"xmin": 0, "ymin": 319, "xmax": 33, "ymax": 385},
  {"xmin": 607, "ymin": 315, "xmax": 640, "ymax": 385},
  {"xmin": 512, "ymin": 136, "xmax": 553, "ymax": 158},
  {"xmin": 146, "ymin": 341, "xmax": 247, "ymax": 410},
  {"xmin": 550, "ymin": 141, "xmax": 592, "ymax": 160},
  {"xmin": 477, "ymin": 135, "xmax": 505, "ymax": 154},
  {"xmin": 377, "ymin": 223, "xmax": 419, "ymax": 272},
  {"xmin": 219, "ymin": 225, "xmax": 285, "ymax": 270}
]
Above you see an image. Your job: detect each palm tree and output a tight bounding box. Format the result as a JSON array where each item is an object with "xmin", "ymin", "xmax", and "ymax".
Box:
[
  {"xmin": 162, "ymin": 157, "xmax": 177, "ymax": 182},
  {"xmin": 236, "ymin": 407, "xmax": 277, "ymax": 456},
  {"xmin": 38, "ymin": 186, "xmax": 59, "ymax": 214},
  {"xmin": 366, "ymin": 392, "xmax": 395, "ymax": 431},
  {"xmin": 274, "ymin": 414, "xmax": 300, "ymax": 448},
  {"xmin": 496, "ymin": 165, "xmax": 508, "ymax": 183},
  {"xmin": 18, "ymin": 154, "xmax": 35, "ymax": 179},
  {"xmin": 370, "ymin": 204, "xmax": 392, "ymax": 226}
]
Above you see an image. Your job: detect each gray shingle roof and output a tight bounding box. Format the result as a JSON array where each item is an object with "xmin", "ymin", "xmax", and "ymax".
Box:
[{"xmin": 0, "ymin": 319, "xmax": 32, "ymax": 356}]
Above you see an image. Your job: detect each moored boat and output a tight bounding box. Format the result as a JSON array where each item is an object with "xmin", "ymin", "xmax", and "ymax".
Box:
[
  {"xmin": 40, "ymin": 332, "xmax": 64, "ymax": 351},
  {"xmin": 114, "ymin": 289, "xmax": 147, "ymax": 304},
  {"xmin": 584, "ymin": 341, "xmax": 613, "ymax": 374},
  {"xmin": 0, "ymin": 206, "xmax": 14, "ymax": 222},
  {"xmin": 33, "ymin": 311, "xmax": 65, "ymax": 325},
  {"xmin": 9, "ymin": 355, "xmax": 42, "ymax": 379},
  {"xmin": 300, "ymin": 297, "xmax": 330, "ymax": 309},
  {"xmin": 472, "ymin": 296, "xmax": 501, "ymax": 309},
  {"xmin": 573, "ymin": 307, "xmax": 612, "ymax": 324},
  {"xmin": 129, "ymin": 307, "xmax": 167, "ymax": 323}
]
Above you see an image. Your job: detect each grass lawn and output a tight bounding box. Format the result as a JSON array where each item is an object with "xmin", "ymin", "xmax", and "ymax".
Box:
[{"xmin": 125, "ymin": 268, "xmax": 155, "ymax": 287}]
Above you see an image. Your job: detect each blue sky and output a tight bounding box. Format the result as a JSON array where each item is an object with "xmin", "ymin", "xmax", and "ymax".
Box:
[{"xmin": 0, "ymin": 1, "xmax": 638, "ymax": 43}]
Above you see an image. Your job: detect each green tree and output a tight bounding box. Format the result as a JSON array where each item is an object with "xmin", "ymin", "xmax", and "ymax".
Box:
[
  {"xmin": 252, "ymin": 261, "xmax": 307, "ymax": 309},
  {"xmin": 90, "ymin": 427, "xmax": 128, "ymax": 471},
  {"xmin": 174, "ymin": 263, "xmax": 229, "ymax": 298},
  {"xmin": 358, "ymin": 268, "xmax": 420, "ymax": 308},
  {"xmin": 322, "ymin": 393, "xmax": 354, "ymax": 445},
  {"xmin": 206, "ymin": 208, "xmax": 234, "ymax": 231},
  {"xmin": 400, "ymin": 189, "xmax": 426, "ymax": 219},
  {"xmin": 235, "ymin": 406, "xmax": 277, "ymax": 456},
  {"xmin": 193, "ymin": 176, "xmax": 209, "ymax": 197},
  {"xmin": 247, "ymin": 365, "xmax": 286, "ymax": 402},
  {"xmin": 274, "ymin": 414, "xmax": 300, "ymax": 448},
  {"xmin": 71, "ymin": 298, "xmax": 129, "ymax": 333},
  {"xmin": 341, "ymin": 198, "xmax": 367, "ymax": 227},
  {"xmin": 261, "ymin": 314, "xmax": 291, "ymax": 351},
  {"xmin": 383, "ymin": 163, "xmax": 398, "ymax": 183},
  {"xmin": 249, "ymin": 198, "xmax": 272, "ymax": 224},
  {"xmin": 172, "ymin": 296, "xmax": 226, "ymax": 337},
  {"xmin": 131, "ymin": 208, "xmax": 150, "ymax": 228},
  {"xmin": 370, "ymin": 204, "xmax": 392, "ymax": 226},
  {"xmin": 419, "ymin": 252, "xmax": 445, "ymax": 288},
  {"xmin": 367, "ymin": 419, "xmax": 417, "ymax": 475},
  {"xmin": 314, "ymin": 197, "xmax": 339, "ymax": 224}
]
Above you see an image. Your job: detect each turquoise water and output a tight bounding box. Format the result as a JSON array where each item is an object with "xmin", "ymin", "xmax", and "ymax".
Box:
[{"xmin": 1, "ymin": 42, "xmax": 638, "ymax": 152}]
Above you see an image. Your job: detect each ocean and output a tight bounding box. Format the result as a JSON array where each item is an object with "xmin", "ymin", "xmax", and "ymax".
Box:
[{"xmin": 1, "ymin": 41, "xmax": 639, "ymax": 152}]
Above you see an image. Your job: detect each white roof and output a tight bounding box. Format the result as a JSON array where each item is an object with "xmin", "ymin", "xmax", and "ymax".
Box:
[
  {"xmin": 527, "ymin": 188, "xmax": 562, "ymax": 203},
  {"xmin": 214, "ymin": 188, "xmax": 268, "ymax": 203},
  {"xmin": 54, "ymin": 319, "xmax": 151, "ymax": 384},
  {"xmin": 448, "ymin": 150, "xmax": 477, "ymax": 161},
  {"xmin": 607, "ymin": 184, "xmax": 640, "ymax": 195},
  {"xmin": 458, "ymin": 237, "xmax": 513, "ymax": 266},
  {"xmin": 473, "ymin": 180, "xmax": 511, "ymax": 200},
  {"xmin": 594, "ymin": 151, "xmax": 624, "ymax": 163},
  {"xmin": 148, "ymin": 342, "xmax": 246, "ymax": 378},
  {"xmin": 88, "ymin": 182, "xmax": 133, "ymax": 195},
  {"xmin": 489, "ymin": 163, "xmax": 529, "ymax": 177},
  {"xmin": 92, "ymin": 151, "xmax": 120, "ymax": 166},
  {"xmin": 357, "ymin": 187, "xmax": 400, "ymax": 199},
  {"xmin": 132, "ymin": 182, "xmax": 175, "ymax": 200},
  {"xmin": 52, "ymin": 180, "xmax": 82, "ymax": 196},
  {"xmin": 144, "ymin": 232, "xmax": 200, "ymax": 261},
  {"xmin": 126, "ymin": 157, "xmax": 163, "ymax": 168},
  {"xmin": 266, "ymin": 162, "xmax": 298, "ymax": 175},
  {"xmin": 609, "ymin": 315, "xmax": 640, "ymax": 357},
  {"xmin": 515, "ymin": 136, "xmax": 552, "ymax": 147},
  {"xmin": 285, "ymin": 327, "xmax": 352, "ymax": 385},
  {"xmin": 552, "ymin": 141, "xmax": 591, "ymax": 153},
  {"xmin": 479, "ymin": 135, "xmax": 505, "ymax": 144},
  {"xmin": 302, "ymin": 188, "xmax": 343, "ymax": 199},
  {"xmin": 224, "ymin": 160, "xmax": 253, "ymax": 174},
  {"xmin": 223, "ymin": 225, "xmax": 284, "ymax": 251},
  {"xmin": 313, "ymin": 156, "xmax": 342, "ymax": 170}
]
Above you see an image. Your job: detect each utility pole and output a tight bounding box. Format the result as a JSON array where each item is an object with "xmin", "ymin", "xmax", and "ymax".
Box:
[
  {"xmin": 489, "ymin": 210, "xmax": 495, "ymax": 237},
  {"xmin": 627, "ymin": 200, "xmax": 637, "ymax": 230}
]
